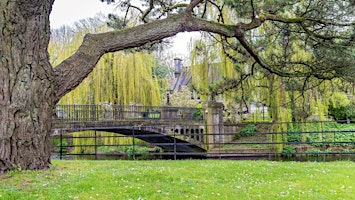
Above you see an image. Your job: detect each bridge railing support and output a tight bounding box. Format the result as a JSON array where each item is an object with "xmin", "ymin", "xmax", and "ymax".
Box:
[{"xmin": 206, "ymin": 101, "xmax": 224, "ymax": 149}]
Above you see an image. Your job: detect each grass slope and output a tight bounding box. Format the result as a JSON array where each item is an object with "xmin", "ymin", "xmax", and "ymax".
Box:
[{"xmin": 0, "ymin": 160, "xmax": 354, "ymax": 200}]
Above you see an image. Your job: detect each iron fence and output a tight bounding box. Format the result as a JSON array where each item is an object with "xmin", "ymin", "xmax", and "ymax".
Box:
[{"xmin": 51, "ymin": 123, "xmax": 355, "ymax": 162}]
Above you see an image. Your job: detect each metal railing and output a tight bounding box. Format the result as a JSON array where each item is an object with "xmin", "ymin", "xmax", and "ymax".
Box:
[
  {"xmin": 51, "ymin": 123, "xmax": 355, "ymax": 162},
  {"xmin": 53, "ymin": 104, "xmax": 204, "ymax": 122}
]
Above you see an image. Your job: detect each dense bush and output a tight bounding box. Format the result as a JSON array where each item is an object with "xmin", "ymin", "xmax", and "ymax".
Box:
[
  {"xmin": 328, "ymin": 102, "xmax": 355, "ymax": 121},
  {"xmin": 284, "ymin": 122, "xmax": 355, "ymax": 146},
  {"xmin": 234, "ymin": 124, "xmax": 258, "ymax": 140},
  {"xmin": 282, "ymin": 146, "xmax": 296, "ymax": 156}
]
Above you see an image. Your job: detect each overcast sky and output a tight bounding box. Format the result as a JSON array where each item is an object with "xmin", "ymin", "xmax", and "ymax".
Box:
[
  {"xmin": 50, "ymin": 0, "xmax": 198, "ymax": 59},
  {"xmin": 50, "ymin": 0, "xmax": 115, "ymax": 28}
]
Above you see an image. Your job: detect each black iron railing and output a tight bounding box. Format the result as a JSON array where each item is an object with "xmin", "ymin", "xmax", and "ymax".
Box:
[
  {"xmin": 53, "ymin": 104, "xmax": 204, "ymax": 122},
  {"xmin": 51, "ymin": 124, "xmax": 355, "ymax": 161}
]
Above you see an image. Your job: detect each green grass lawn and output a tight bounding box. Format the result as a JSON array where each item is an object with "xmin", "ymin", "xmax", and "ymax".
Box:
[{"xmin": 0, "ymin": 160, "xmax": 354, "ymax": 200}]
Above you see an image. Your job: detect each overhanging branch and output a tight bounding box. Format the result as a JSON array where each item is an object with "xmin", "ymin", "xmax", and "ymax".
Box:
[
  {"xmin": 53, "ymin": 1, "xmax": 353, "ymax": 102},
  {"xmin": 53, "ymin": 11, "xmax": 238, "ymax": 102}
]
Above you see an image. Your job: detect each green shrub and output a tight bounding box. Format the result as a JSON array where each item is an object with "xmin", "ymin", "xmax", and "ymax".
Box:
[
  {"xmin": 286, "ymin": 133, "xmax": 302, "ymax": 142},
  {"xmin": 282, "ymin": 146, "xmax": 296, "ymax": 155},
  {"xmin": 152, "ymin": 146, "xmax": 162, "ymax": 153},
  {"xmin": 125, "ymin": 146, "xmax": 149, "ymax": 157},
  {"xmin": 234, "ymin": 132, "xmax": 241, "ymax": 140},
  {"xmin": 328, "ymin": 102, "xmax": 355, "ymax": 121},
  {"xmin": 304, "ymin": 149, "xmax": 327, "ymax": 157},
  {"xmin": 193, "ymin": 103, "xmax": 203, "ymax": 120},
  {"xmin": 234, "ymin": 124, "xmax": 258, "ymax": 140}
]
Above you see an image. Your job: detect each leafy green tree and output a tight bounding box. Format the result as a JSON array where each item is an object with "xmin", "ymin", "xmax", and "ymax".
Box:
[
  {"xmin": 0, "ymin": 0, "xmax": 354, "ymax": 173},
  {"xmin": 329, "ymin": 102, "xmax": 355, "ymax": 121},
  {"xmin": 328, "ymin": 93, "xmax": 355, "ymax": 121}
]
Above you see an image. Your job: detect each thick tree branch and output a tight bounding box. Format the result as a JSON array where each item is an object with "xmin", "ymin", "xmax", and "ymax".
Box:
[
  {"xmin": 53, "ymin": 13, "xmax": 237, "ymax": 101},
  {"xmin": 187, "ymin": 0, "xmax": 204, "ymax": 13},
  {"xmin": 53, "ymin": 1, "xmax": 354, "ymax": 101}
]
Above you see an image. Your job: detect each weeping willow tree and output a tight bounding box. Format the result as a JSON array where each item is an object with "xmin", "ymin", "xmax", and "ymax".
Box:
[
  {"xmin": 189, "ymin": 32, "xmax": 353, "ymax": 152},
  {"xmin": 51, "ymin": 37, "xmax": 162, "ymax": 104},
  {"xmin": 187, "ymin": 1, "xmax": 354, "ymax": 153},
  {"xmin": 49, "ymin": 19, "xmax": 166, "ymax": 154}
]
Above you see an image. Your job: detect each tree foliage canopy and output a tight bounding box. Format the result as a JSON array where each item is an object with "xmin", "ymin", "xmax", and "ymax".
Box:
[{"xmin": 99, "ymin": 0, "xmax": 354, "ymax": 82}]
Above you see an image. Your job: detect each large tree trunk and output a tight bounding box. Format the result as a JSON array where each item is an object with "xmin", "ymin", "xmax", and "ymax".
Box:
[{"xmin": 0, "ymin": 1, "xmax": 55, "ymax": 173}]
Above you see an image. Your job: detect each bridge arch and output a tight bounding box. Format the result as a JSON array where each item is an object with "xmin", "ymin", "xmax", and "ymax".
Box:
[{"xmin": 53, "ymin": 127, "xmax": 206, "ymax": 153}]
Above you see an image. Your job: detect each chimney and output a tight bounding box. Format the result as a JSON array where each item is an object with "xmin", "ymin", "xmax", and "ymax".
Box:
[{"xmin": 174, "ymin": 58, "xmax": 182, "ymax": 78}]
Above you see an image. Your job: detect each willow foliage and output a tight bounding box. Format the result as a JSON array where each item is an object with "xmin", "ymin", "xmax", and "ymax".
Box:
[
  {"xmin": 49, "ymin": 21, "xmax": 165, "ymax": 151},
  {"xmin": 187, "ymin": 2, "xmax": 354, "ymax": 152},
  {"xmin": 50, "ymin": 24, "xmax": 162, "ymax": 106}
]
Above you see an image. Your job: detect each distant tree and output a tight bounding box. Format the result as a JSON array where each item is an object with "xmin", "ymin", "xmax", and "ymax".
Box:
[
  {"xmin": 328, "ymin": 93, "xmax": 355, "ymax": 121},
  {"xmin": 0, "ymin": 0, "xmax": 354, "ymax": 173}
]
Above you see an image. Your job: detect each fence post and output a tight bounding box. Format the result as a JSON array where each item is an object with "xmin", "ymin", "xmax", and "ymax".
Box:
[
  {"xmin": 132, "ymin": 127, "xmax": 136, "ymax": 160},
  {"xmin": 59, "ymin": 131, "xmax": 63, "ymax": 160},
  {"xmin": 173, "ymin": 129, "xmax": 177, "ymax": 160},
  {"xmin": 94, "ymin": 130, "xmax": 97, "ymax": 160}
]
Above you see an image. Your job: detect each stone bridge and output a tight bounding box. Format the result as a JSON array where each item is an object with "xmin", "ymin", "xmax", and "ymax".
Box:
[{"xmin": 51, "ymin": 103, "xmax": 226, "ymax": 153}]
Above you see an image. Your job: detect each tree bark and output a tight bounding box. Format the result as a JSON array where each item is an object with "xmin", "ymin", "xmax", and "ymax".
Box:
[{"xmin": 0, "ymin": 0, "xmax": 55, "ymax": 173}]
